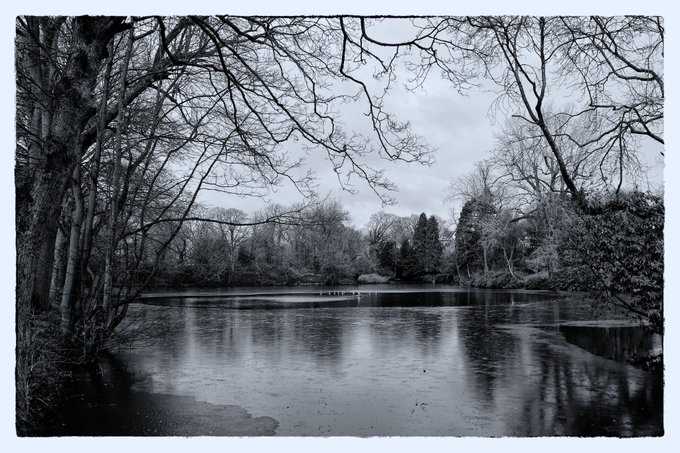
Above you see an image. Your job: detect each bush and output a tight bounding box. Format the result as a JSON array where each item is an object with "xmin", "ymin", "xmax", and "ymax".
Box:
[
  {"xmin": 468, "ymin": 270, "xmax": 522, "ymax": 289},
  {"xmin": 522, "ymin": 271, "xmax": 553, "ymax": 290},
  {"xmin": 561, "ymin": 192, "xmax": 664, "ymax": 333},
  {"xmin": 321, "ymin": 262, "xmax": 350, "ymax": 286},
  {"xmin": 16, "ymin": 309, "xmax": 72, "ymax": 435},
  {"xmin": 357, "ymin": 273, "xmax": 391, "ymax": 284}
]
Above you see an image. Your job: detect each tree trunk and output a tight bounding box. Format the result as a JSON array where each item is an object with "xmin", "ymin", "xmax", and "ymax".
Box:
[
  {"xmin": 80, "ymin": 49, "xmax": 114, "ymax": 276},
  {"xmin": 503, "ymin": 248, "xmax": 516, "ymax": 279},
  {"xmin": 16, "ymin": 17, "xmax": 126, "ymax": 316},
  {"xmin": 60, "ymin": 168, "xmax": 84, "ymax": 336},
  {"xmin": 482, "ymin": 245, "xmax": 489, "ymax": 277},
  {"xmin": 102, "ymin": 30, "xmax": 134, "ymax": 325},
  {"xmin": 48, "ymin": 225, "xmax": 67, "ymax": 309},
  {"xmin": 16, "ymin": 163, "xmax": 71, "ymax": 312}
]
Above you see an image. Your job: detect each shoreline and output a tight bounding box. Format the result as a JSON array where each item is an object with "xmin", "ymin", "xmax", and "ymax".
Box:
[{"xmin": 27, "ymin": 354, "xmax": 279, "ymax": 437}]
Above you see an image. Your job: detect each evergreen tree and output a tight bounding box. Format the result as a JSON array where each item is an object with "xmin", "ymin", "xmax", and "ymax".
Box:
[
  {"xmin": 376, "ymin": 240, "xmax": 397, "ymax": 275},
  {"xmin": 454, "ymin": 199, "xmax": 496, "ymax": 277},
  {"xmin": 397, "ymin": 238, "xmax": 417, "ymax": 280},
  {"xmin": 426, "ymin": 215, "xmax": 443, "ymax": 275},
  {"xmin": 412, "ymin": 213, "xmax": 429, "ymax": 276}
]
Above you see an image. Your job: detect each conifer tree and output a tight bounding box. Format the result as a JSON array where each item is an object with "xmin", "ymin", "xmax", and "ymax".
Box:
[
  {"xmin": 397, "ymin": 238, "xmax": 417, "ymax": 280},
  {"xmin": 412, "ymin": 213, "xmax": 429, "ymax": 276},
  {"xmin": 426, "ymin": 215, "xmax": 443, "ymax": 275}
]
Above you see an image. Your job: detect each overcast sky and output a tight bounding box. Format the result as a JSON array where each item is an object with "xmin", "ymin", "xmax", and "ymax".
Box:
[
  {"xmin": 199, "ymin": 21, "xmax": 665, "ymax": 230},
  {"xmin": 201, "ymin": 78, "xmax": 497, "ymax": 228}
]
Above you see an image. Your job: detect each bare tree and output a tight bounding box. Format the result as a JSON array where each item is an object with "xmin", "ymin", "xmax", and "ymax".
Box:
[
  {"xmin": 366, "ymin": 211, "xmax": 398, "ymax": 246},
  {"xmin": 211, "ymin": 207, "xmax": 249, "ymax": 281},
  {"xmin": 352, "ymin": 16, "xmax": 662, "ymax": 202},
  {"xmin": 15, "ymin": 16, "xmax": 432, "ymax": 346}
]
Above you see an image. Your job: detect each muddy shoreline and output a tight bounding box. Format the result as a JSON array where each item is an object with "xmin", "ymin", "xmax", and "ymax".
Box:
[{"xmin": 31, "ymin": 354, "xmax": 279, "ymax": 437}]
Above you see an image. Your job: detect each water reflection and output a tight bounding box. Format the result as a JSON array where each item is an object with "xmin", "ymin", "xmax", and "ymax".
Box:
[
  {"xmin": 457, "ymin": 306, "xmax": 522, "ymax": 408},
  {"xmin": 91, "ymin": 288, "xmax": 664, "ymax": 436},
  {"xmin": 504, "ymin": 335, "xmax": 662, "ymax": 436},
  {"xmin": 560, "ymin": 325, "xmax": 662, "ymax": 363}
]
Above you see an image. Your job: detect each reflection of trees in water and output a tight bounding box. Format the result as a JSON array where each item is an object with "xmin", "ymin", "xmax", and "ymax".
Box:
[
  {"xmin": 187, "ymin": 309, "xmax": 292, "ymax": 365},
  {"xmin": 184, "ymin": 308, "xmax": 233, "ymax": 356},
  {"xmin": 560, "ymin": 325, "xmax": 660, "ymax": 362},
  {"xmin": 134, "ymin": 306, "xmax": 351, "ymax": 372},
  {"xmin": 119, "ymin": 306, "xmax": 193, "ymax": 383},
  {"xmin": 366, "ymin": 292, "xmax": 448, "ymax": 307},
  {"xmin": 124, "ymin": 306, "xmax": 253, "ymax": 378},
  {"xmin": 456, "ymin": 302, "xmax": 662, "ymax": 436},
  {"xmin": 506, "ymin": 340, "xmax": 662, "ymax": 436},
  {"xmin": 413, "ymin": 311, "xmax": 444, "ymax": 351},
  {"xmin": 122, "ymin": 297, "xmax": 662, "ymax": 437},
  {"xmin": 289, "ymin": 310, "xmax": 346, "ymax": 371},
  {"xmin": 456, "ymin": 305, "xmax": 522, "ymax": 407},
  {"xmin": 245, "ymin": 311, "xmax": 287, "ymax": 357},
  {"xmin": 366, "ymin": 308, "xmax": 446, "ymax": 357},
  {"xmin": 364, "ymin": 290, "xmax": 554, "ymax": 308}
]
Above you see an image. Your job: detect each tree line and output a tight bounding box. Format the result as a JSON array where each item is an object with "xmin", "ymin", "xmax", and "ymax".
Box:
[{"xmin": 141, "ymin": 201, "xmax": 449, "ymax": 287}]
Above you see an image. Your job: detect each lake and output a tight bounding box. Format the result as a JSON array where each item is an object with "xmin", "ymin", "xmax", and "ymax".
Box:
[{"xmin": 52, "ymin": 286, "xmax": 663, "ymax": 436}]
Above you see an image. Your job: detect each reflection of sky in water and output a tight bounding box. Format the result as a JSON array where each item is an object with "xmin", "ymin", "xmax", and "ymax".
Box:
[{"xmin": 118, "ymin": 290, "xmax": 662, "ymax": 436}]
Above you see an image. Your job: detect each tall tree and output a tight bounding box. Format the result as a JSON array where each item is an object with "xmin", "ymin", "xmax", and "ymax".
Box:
[
  {"xmin": 454, "ymin": 199, "xmax": 497, "ymax": 278},
  {"xmin": 411, "ymin": 213, "xmax": 429, "ymax": 276},
  {"xmin": 426, "ymin": 215, "xmax": 443, "ymax": 276},
  {"xmin": 397, "ymin": 238, "xmax": 417, "ymax": 281}
]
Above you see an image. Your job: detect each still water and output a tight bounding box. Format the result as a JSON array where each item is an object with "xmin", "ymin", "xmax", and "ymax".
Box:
[{"xmin": 73, "ymin": 286, "xmax": 663, "ymax": 436}]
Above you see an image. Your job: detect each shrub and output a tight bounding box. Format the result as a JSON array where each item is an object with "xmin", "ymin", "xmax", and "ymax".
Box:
[{"xmin": 561, "ymin": 192, "xmax": 664, "ymax": 333}]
